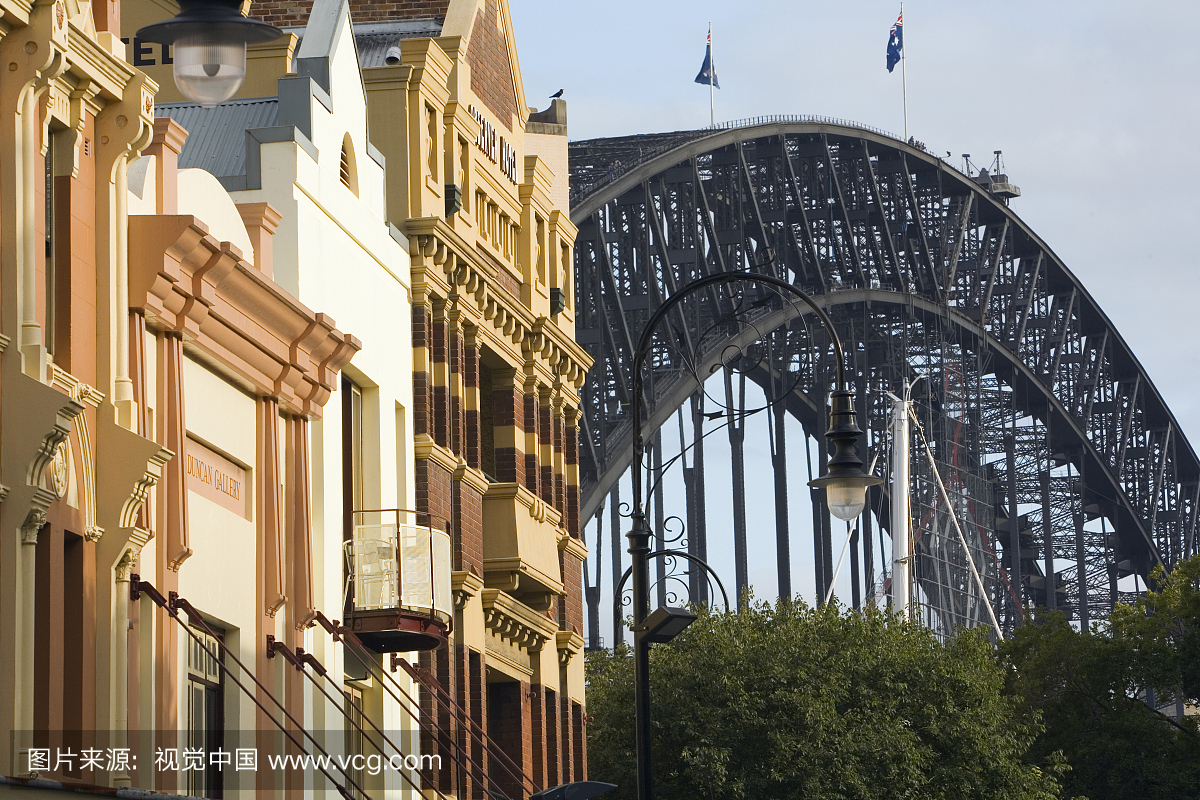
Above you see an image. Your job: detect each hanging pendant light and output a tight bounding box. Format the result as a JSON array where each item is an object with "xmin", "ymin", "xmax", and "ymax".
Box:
[{"xmin": 137, "ymin": 0, "xmax": 283, "ymax": 108}]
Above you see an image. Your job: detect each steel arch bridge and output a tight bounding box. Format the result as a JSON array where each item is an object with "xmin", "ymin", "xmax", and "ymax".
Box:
[{"xmin": 568, "ymin": 117, "xmax": 1199, "ymax": 646}]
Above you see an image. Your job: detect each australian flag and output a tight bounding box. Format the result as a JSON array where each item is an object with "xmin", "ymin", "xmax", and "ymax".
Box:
[
  {"xmin": 886, "ymin": 10, "xmax": 903, "ymax": 72},
  {"xmin": 695, "ymin": 29, "xmax": 719, "ymax": 88}
]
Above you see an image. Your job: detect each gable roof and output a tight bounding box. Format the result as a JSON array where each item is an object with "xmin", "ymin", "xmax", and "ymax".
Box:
[{"xmin": 445, "ymin": 0, "xmax": 528, "ymax": 132}]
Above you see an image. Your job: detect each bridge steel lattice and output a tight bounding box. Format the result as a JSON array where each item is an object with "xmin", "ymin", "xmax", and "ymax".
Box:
[{"xmin": 568, "ymin": 120, "xmax": 1199, "ymax": 645}]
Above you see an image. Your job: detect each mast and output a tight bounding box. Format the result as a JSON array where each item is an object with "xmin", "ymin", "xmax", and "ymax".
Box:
[
  {"xmin": 901, "ymin": 2, "xmax": 908, "ymax": 140},
  {"xmin": 709, "ymin": 23, "xmax": 714, "ymax": 127}
]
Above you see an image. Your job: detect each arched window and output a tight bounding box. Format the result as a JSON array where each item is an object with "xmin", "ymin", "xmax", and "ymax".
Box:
[{"xmin": 340, "ymin": 134, "xmax": 358, "ymax": 195}]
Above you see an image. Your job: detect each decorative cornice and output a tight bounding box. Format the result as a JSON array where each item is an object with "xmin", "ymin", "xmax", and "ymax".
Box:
[
  {"xmin": 555, "ymin": 630, "xmax": 584, "ymax": 666},
  {"xmin": 451, "ymin": 569, "xmax": 484, "ymax": 610},
  {"xmin": 558, "ymin": 529, "xmax": 588, "ymax": 561},
  {"xmin": 408, "ymin": 217, "xmax": 592, "ymax": 392},
  {"xmin": 414, "ymin": 434, "xmax": 461, "ymax": 476},
  {"xmin": 484, "ymin": 481, "xmax": 563, "ymax": 528},
  {"xmin": 50, "ymin": 365, "xmax": 104, "ymax": 406},
  {"xmin": 454, "ymin": 461, "xmax": 491, "ymax": 495},
  {"xmin": 128, "ymin": 216, "xmax": 361, "ymax": 420},
  {"xmin": 481, "ymin": 588, "xmax": 557, "ymax": 653}
]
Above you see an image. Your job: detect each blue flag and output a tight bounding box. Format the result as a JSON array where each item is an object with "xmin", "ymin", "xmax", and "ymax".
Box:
[
  {"xmin": 886, "ymin": 10, "xmax": 903, "ymax": 72},
  {"xmin": 695, "ymin": 29, "xmax": 719, "ymax": 88}
]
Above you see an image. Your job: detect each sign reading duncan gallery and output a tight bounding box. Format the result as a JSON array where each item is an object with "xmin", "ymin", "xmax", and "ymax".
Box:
[{"xmin": 185, "ymin": 438, "xmax": 250, "ymax": 519}]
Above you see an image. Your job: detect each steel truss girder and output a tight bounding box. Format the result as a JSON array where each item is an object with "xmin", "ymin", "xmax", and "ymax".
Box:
[{"xmin": 569, "ymin": 123, "xmax": 1198, "ymax": 634}]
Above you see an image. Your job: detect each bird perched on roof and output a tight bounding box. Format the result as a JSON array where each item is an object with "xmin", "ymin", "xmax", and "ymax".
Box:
[{"xmin": 550, "ymin": 89, "xmax": 564, "ymax": 98}]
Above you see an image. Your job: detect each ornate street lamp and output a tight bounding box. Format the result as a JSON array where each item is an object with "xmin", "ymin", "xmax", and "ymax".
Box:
[
  {"xmin": 808, "ymin": 388, "xmax": 878, "ymax": 521},
  {"xmin": 137, "ymin": 0, "xmax": 283, "ymax": 108},
  {"xmin": 626, "ymin": 270, "xmax": 881, "ymax": 800}
]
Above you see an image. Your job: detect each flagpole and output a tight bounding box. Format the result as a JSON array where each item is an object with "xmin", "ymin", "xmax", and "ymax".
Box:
[
  {"xmin": 709, "ymin": 22, "xmax": 714, "ymax": 127},
  {"xmin": 900, "ymin": 2, "xmax": 907, "ymax": 140}
]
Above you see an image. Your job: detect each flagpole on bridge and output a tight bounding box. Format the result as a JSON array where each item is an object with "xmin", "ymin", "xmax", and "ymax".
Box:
[
  {"xmin": 709, "ymin": 23, "xmax": 714, "ymax": 127},
  {"xmin": 901, "ymin": 3, "xmax": 907, "ymax": 140}
]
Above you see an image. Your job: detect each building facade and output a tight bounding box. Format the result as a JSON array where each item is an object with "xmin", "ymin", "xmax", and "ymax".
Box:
[{"xmin": 0, "ymin": 0, "xmax": 589, "ymax": 797}]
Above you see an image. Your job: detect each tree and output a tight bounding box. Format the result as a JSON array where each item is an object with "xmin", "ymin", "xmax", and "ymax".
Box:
[
  {"xmin": 1000, "ymin": 554, "xmax": 1200, "ymax": 800},
  {"xmin": 586, "ymin": 599, "xmax": 1061, "ymax": 800}
]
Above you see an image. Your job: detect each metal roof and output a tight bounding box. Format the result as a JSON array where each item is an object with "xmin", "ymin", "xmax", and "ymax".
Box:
[
  {"xmin": 353, "ymin": 19, "xmax": 442, "ymax": 68},
  {"xmin": 156, "ymin": 97, "xmax": 281, "ymax": 179}
]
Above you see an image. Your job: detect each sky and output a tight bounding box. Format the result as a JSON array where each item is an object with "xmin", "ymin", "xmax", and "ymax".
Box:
[{"xmin": 508, "ymin": 0, "xmax": 1200, "ymax": 619}]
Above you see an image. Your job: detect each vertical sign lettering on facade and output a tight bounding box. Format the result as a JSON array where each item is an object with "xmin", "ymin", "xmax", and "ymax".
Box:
[
  {"xmin": 468, "ymin": 105, "xmax": 518, "ymax": 184},
  {"xmin": 185, "ymin": 438, "xmax": 251, "ymax": 519}
]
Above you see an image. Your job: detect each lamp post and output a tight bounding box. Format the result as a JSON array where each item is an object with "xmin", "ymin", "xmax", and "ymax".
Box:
[
  {"xmin": 625, "ymin": 271, "xmax": 881, "ymax": 800},
  {"xmin": 136, "ymin": 0, "xmax": 283, "ymax": 108}
]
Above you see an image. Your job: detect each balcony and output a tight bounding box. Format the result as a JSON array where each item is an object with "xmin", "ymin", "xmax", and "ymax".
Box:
[
  {"xmin": 343, "ymin": 510, "xmax": 452, "ymax": 652},
  {"xmin": 482, "ymin": 482, "xmax": 566, "ymax": 602}
]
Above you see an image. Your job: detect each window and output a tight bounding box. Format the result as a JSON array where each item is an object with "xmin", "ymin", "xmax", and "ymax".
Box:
[
  {"xmin": 426, "ymin": 106, "xmax": 438, "ymax": 178},
  {"xmin": 339, "ymin": 134, "xmax": 358, "ymax": 195},
  {"xmin": 459, "ymin": 140, "xmax": 470, "ymax": 212},
  {"xmin": 474, "ymin": 190, "xmax": 486, "ymax": 229},
  {"xmin": 187, "ymin": 624, "xmax": 224, "ymax": 798},
  {"xmin": 342, "ymin": 375, "xmax": 365, "ymax": 540},
  {"xmin": 344, "ymin": 684, "xmax": 365, "ymax": 794},
  {"xmin": 560, "ymin": 243, "xmax": 572, "ymax": 308},
  {"xmin": 44, "ymin": 128, "xmax": 61, "ymax": 356},
  {"xmin": 535, "ymin": 215, "xmax": 546, "ymax": 284}
]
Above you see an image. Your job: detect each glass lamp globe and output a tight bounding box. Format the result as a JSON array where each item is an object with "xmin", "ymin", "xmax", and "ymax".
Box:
[
  {"xmin": 136, "ymin": 0, "xmax": 282, "ymax": 108},
  {"xmin": 824, "ymin": 481, "xmax": 868, "ymax": 521},
  {"xmin": 172, "ymin": 32, "xmax": 247, "ymax": 108}
]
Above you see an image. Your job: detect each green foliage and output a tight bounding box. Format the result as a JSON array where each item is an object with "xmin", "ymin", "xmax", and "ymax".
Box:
[
  {"xmin": 586, "ymin": 599, "xmax": 1060, "ymax": 800},
  {"xmin": 1000, "ymin": 554, "xmax": 1200, "ymax": 800}
]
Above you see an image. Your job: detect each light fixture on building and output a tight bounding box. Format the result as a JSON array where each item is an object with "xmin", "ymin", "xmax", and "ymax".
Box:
[
  {"xmin": 137, "ymin": 0, "xmax": 283, "ymax": 108},
  {"xmin": 809, "ymin": 389, "xmax": 883, "ymax": 521}
]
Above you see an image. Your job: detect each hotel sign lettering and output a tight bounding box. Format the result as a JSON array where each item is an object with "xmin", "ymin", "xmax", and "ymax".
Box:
[
  {"xmin": 185, "ymin": 438, "xmax": 250, "ymax": 519},
  {"xmin": 468, "ymin": 105, "xmax": 518, "ymax": 184}
]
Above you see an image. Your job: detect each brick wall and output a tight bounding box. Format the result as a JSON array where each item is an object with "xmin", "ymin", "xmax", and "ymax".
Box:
[
  {"xmin": 249, "ymin": 0, "xmax": 451, "ymax": 28},
  {"xmin": 572, "ymin": 702, "xmax": 586, "ymax": 780},
  {"xmin": 544, "ymin": 687, "xmax": 559, "ymax": 786},
  {"xmin": 464, "ymin": 343, "xmax": 480, "ymax": 469},
  {"xmin": 431, "ymin": 311, "xmax": 449, "ymax": 448},
  {"xmin": 560, "ymin": 549, "xmax": 584, "ymax": 635},
  {"xmin": 413, "ymin": 305, "xmax": 430, "ymax": 437},
  {"xmin": 487, "ymin": 681, "xmax": 532, "ymax": 799},
  {"xmin": 416, "ymin": 459, "xmax": 453, "ymax": 533},
  {"xmin": 525, "ymin": 394, "xmax": 539, "ymax": 495},
  {"xmin": 469, "ymin": 650, "xmax": 486, "ymax": 797},
  {"xmin": 465, "ymin": 0, "xmax": 517, "ymax": 127},
  {"xmin": 454, "ymin": 477, "xmax": 484, "ymax": 573},
  {"xmin": 565, "ymin": 420, "xmax": 580, "ymax": 535}
]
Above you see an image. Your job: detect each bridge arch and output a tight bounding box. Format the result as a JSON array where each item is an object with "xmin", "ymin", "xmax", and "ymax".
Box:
[{"xmin": 569, "ymin": 119, "xmax": 1198, "ymax": 637}]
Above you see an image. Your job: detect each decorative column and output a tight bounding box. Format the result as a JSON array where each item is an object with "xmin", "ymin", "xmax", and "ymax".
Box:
[
  {"xmin": 143, "ymin": 118, "xmax": 187, "ymax": 216},
  {"xmin": 283, "ymin": 412, "xmax": 314, "ymax": 778},
  {"xmin": 236, "ymin": 202, "xmax": 282, "ymax": 278},
  {"xmin": 161, "ymin": 333, "xmax": 191, "ymax": 570},
  {"xmin": 255, "ymin": 396, "xmax": 286, "ymax": 793}
]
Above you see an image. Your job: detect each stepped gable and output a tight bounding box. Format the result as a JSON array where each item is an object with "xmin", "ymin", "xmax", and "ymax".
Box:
[
  {"xmin": 465, "ymin": 0, "xmax": 517, "ymax": 127},
  {"xmin": 250, "ymin": 0, "xmax": 450, "ymax": 29}
]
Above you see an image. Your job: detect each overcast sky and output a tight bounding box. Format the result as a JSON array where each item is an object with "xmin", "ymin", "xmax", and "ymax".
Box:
[{"xmin": 513, "ymin": 0, "xmax": 1200, "ymax": 445}]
